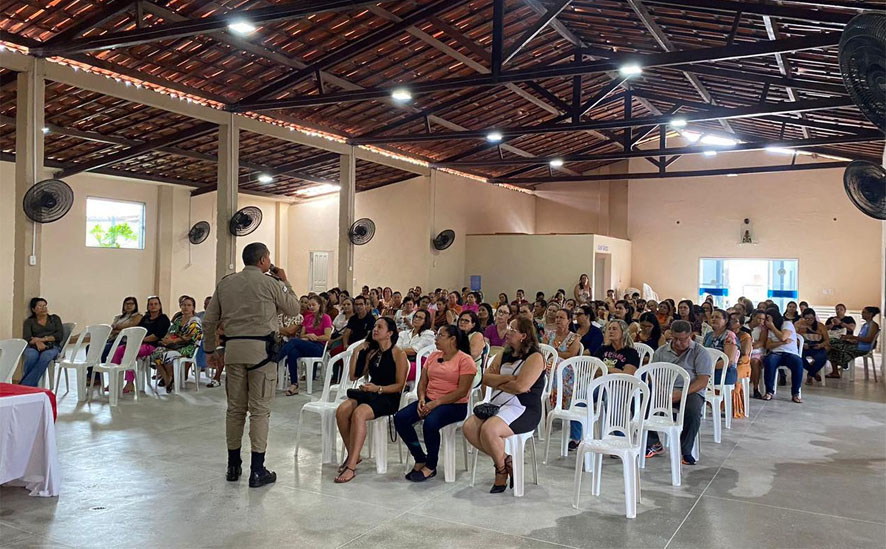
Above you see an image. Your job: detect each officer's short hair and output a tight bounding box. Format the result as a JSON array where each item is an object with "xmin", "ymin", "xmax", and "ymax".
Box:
[{"xmin": 242, "ymin": 242, "xmax": 270, "ymax": 266}]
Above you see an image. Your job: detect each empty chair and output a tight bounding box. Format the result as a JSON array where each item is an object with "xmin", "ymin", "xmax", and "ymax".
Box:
[
  {"xmin": 89, "ymin": 327, "xmax": 147, "ymax": 406},
  {"xmin": 172, "ymin": 357, "xmax": 199, "ymax": 392},
  {"xmin": 544, "ymin": 356, "xmax": 604, "ymax": 463},
  {"xmin": 635, "ymin": 362, "xmax": 690, "ymax": 486},
  {"xmin": 46, "ymin": 322, "xmax": 76, "ymax": 391},
  {"xmin": 634, "ymin": 342, "xmax": 653, "ymax": 366},
  {"xmin": 573, "ymin": 373, "xmax": 651, "ymax": 519},
  {"xmin": 0, "ymin": 339, "xmax": 27, "ymax": 383},
  {"xmin": 55, "ymin": 324, "xmax": 112, "ymax": 402},
  {"xmin": 703, "ymin": 348, "xmax": 730, "ymax": 443},
  {"xmin": 294, "ymin": 351, "xmax": 352, "ymax": 464}
]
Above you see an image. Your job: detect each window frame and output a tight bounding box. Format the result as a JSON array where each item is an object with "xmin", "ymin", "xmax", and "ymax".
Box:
[{"xmin": 84, "ymin": 196, "xmax": 146, "ymax": 250}]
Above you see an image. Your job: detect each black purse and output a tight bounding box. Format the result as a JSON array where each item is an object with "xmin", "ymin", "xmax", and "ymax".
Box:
[{"xmin": 472, "ymin": 359, "xmax": 523, "ymax": 419}]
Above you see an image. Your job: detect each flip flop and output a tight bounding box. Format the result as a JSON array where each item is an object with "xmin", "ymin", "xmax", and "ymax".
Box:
[
  {"xmin": 334, "ymin": 467, "xmax": 356, "ymax": 483},
  {"xmin": 792, "ymin": 395, "xmax": 803, "ymax": 404}
]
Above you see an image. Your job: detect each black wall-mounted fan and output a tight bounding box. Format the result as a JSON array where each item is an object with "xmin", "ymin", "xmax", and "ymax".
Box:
[
  {"xmin": 22, "ymin": 179, "xmax": 74, "ymax": 224},
  {"xmin": 839, "ymin": 12, "xmax": 885, "ymax": 132},
  {"xmin": 229, "ymin": 206, "xmax": 262, "ymax": 236},
  {"xmin": 844, "ymin": 161, "xmax": 886, "ymax": 220},
  {"xmin": 432, "ymin": 229, "xmax": 456, "ymax": 251},
  {"xmin": 348, "ymin": 218, "xmax": 376, "ymax": 245},
  {"xmin": 188, "ymin": 221, "xmax": 211, "ymax": 244}
]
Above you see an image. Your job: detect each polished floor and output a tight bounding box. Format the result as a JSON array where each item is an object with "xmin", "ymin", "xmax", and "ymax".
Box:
[{"xmin": 2, "ymin": 365, "xmax": 885, "ymax": 548}]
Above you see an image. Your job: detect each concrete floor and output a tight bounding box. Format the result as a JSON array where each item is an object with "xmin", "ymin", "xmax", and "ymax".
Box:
[{"xmin": 2, "ymin": 366, "xmax": 885, "ymax": 549}]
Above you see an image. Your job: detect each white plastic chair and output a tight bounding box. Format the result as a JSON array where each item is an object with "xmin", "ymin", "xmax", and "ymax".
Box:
[
  {"xmin": 55, "ymin": 324, "xmax": 112, "ymax": 402},
  {"xmin": 46, "ymin": 322, "xmax": 76, "ymax": 391},
  {"xmin": 858, "ymin": 331, "xmax": 879, "ymax": 382},
  {"xmin": 299, "ymin": 340, "xmax": 329, "ymax": 394},
  {"xmin": 0, "ymin": 339, "xmax": 27, "ymax": 383},
  {"xmin": 172, "ymin": 357, "xmax": 199, "ymax": 392},
  {"xmin": 295, "ymin": 351, "xmax": 351, "ymax": 463},
  {"xmin": 634, "ymin": 342, "xmax": 653, "ymax": 366},
  {"xmin": 470, "ymin": 386, "xmax": 540, "ymax": 497},
  {"xmin": 703, "ymin": 348, "xmax": 730, "ymax": 443},
  {"xmin": 573, "ymin": 373, "xmax": 651, "ymax": 519},
  {"xmin": 402, "ymin": 345, "xmax": 433, "ymax": 408},
  {"xmin": 537, "ymin": 343, "xmax": 558, "ymax": 441},
  {"xmin": 544, "ymin": 356, "xmax": 604, "ymax": 463},
  {"xmin": 403, "ymin": 386, "xmax": 473, "ymax": 483},
  {"xmin": 635, "ymin": 362, "xmax": 690, "ymax": 486},
  {"xmin": 89, "ymin": 327, "xmax": 147, "ymax": 406},
  {"xmin": 773, "ymin": 334, "xmax": 804, "ymax": 397}
]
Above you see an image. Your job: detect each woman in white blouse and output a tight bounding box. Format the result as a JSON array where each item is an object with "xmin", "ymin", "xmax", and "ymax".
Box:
[
  {"xmin": 397, "ymin": 309, "xmax": 435, "ymax": 360},
  {"xmin": 332, "ymin": 297, "xmax": 353, "ymax": 334}
]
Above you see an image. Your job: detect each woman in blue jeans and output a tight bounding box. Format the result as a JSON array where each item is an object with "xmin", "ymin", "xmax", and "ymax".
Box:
[
  {"xmin": 704, "ymin": 309, "xmax": 738, "ymax": 386},
  {"xmin": 20, "ymin": 297, "xmax": 65, "ymax": 387},
  {"xmin": 762, "ymin": 307, "xmax": 804, "ymax": 403},
  {"xmin": 395, "ymin": 324, "xmax": 476, "ymax": 482},
  {"xmin": 797, "ymin": 308, "xmax": 829, "ymax": 383},
  {"xmin": 283, "ymin": 295, "xmax": 333, "ymax": 396}
]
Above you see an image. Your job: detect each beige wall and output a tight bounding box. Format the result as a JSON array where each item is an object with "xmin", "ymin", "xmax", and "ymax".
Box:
[
  {"xmin": 593, "ymin": 234, "xmax": 633, "ymax": 298},
  {"xmin": 0, "ymin": 163, "xmax": 18, "ymax": 339},
  {"xmin": 627, "ymin": 152, "xmax": 882, "ymax": 309}
]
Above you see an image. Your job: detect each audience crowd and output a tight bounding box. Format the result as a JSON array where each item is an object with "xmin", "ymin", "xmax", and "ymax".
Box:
[{"xmin": 16, "ymin": 275, "xmax": 881, "ymax": 492}]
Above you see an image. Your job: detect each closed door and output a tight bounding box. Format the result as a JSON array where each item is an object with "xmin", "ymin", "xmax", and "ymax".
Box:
[{"xmin": 310, "ymin": 251, "xmax": 329, "ymax": 292}]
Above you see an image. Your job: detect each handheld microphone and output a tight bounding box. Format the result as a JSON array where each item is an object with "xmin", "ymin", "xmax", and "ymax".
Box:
[{"xmin": 437, "ymin": 358, "xmax": 445, "ymax": 363}]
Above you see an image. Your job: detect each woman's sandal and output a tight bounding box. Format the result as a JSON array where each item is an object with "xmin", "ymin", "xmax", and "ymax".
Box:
[
  {"xmin": 505, "ymin": 454, "xmax": 514, "ymax": 489},
  {"xmin": 762, "ymin": 393, "xmax": 773, "ymax": 401},
  {"xmin": 334, "ymin": 467, "xmax": 356, "ymax": 483},
  {"xmin": 490, "ymin": 463, "xmax": 509, "ymax": 493},
  {"xmin": 207, "ymin": 380, "xmax": 220, "ymax": 388},
  {"xmin": 337, "ymin": 458, "xmax": 362, "ymax": 474},
  {"xmin": 792, "ymin": 395, "xmax": 803, "ymax": 404},
  {"xmin": 285, "ymin": 385, "xmax": 299, "ymax": 396}
]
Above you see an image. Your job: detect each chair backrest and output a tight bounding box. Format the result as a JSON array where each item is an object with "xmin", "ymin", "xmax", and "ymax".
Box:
[
  {"xmin": 332, "ymin": 350, "xmax": 360, "ymax": 405},
  {"xmin": 109, "ymin": 326, "xmax": 147, "ymax": 368},
  {"xmin": 57, "ymin": 322, "xmax": 77, "ymax": 361},
  {"xmin": 634, "ymin": 342, "xmax": 653, "ymax": 366},
  {"xmin": 0, "ymin": 339, "xmax": 27, "ymax": 383},
  {"xmin": 586, "ymin": 373, "xmax": 650, "ymax": 447},
  {"xmin": 346, "ymin": 340, "xmax": 364, "ymax": 355},
  {"xmin": 552, "ymin": 356, "xmax": 604, "ymax": 412},
  {"xmin": 705, "ymin": 347, "xmax": 730, "ymax": 393},
  {"xmin": 796, "ymin": 334, "xmax": 804, "ymax": 355},
  {"xmin": 81, "ymin": 324, "xmax": 113, "ymax": 365},
  {"xmin": 635, "ymin": 362, "xmax": 690, "ymax": 427},
  {"xmin": 405, "ymin": 345, "xmax": 435, "ymax": 400},
  {"xmin": 318, "ymin": 351, "xmax": 347, "ymax": 403},
  {"xmin": 577, "ymin": 342, "xmax": 585, "ymax": 357},
  {"xmin": 538, "ymin": 343, "xmax": 558, "ymax": 394}
]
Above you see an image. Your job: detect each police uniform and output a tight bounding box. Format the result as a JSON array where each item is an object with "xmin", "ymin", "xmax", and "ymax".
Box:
[{"xmin": 202, "ymin": 265, "xmax": 299, "ymax": 479}]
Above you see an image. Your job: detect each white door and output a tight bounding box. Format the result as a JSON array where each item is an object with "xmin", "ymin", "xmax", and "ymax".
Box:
[{"xmin": 309, "ymin": 251, "xmax": 329, "ymax": 292}]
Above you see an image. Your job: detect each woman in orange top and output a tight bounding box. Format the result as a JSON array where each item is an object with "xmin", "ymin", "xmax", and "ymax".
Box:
[
  {"xmin": 728, "ymin": 315, "xmax": 752, "ymax": 418},
  {"xmin": 394, "ymin": 323, "xmax": 476, "ymax": 482}
]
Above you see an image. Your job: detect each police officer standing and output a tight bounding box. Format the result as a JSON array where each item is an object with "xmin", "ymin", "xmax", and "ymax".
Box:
[{"xmin": 203, "ymin": 242, "xmax": 299, "ymax": 488}]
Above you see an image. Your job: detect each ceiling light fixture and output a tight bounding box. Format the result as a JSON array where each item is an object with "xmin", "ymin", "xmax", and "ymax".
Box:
[
  {"xmin": 726, "ymin": 173, "xmax": 738, "ymax": 177},
  {"xmin": 549, "ymin": 158, "xmax": 564, "ymax": 168},
  {"xmin": 227, "ymin": 20, "xmax": 257, "ymax": 35},
  {"xmin": 257, "ymin": 174, "xmax": 273, "ymax": 184},
  {"xmin": 670, "ymin": 118, "xmax": 688, "ymax": 128},
  {"xmin": 486, "ymin": 131, "xmax": 503, "ymax": 143},
  {"xmin": 703, "ymin": 150, "xmax": 718, "ymax": 157},
  {"xmin": 391, "ymin": 88, "xmax": 412, "ymax": 102},
  {"xmin": 41, "ymin": 127, "xmax": 50, "ymax": 134},
  {"xmin": 700, "ymin": 134, "xmax": 739, "ymax": 147},
  {"xmin": 618, "ymin": 63, "xmax": 643, "ymax": 77},
  {"xmin": 765, "ymin": 146, "xmax": 795, "ymax": 155}
]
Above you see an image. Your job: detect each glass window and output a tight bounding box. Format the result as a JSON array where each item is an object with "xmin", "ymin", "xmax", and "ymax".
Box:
[{"xmin": 85, "ymin": 197, "xmax": 145, "ymax": 249}]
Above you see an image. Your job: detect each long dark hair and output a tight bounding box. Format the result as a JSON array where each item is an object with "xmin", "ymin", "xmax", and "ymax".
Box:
[
  {"xmin": 802, "ymin": 308, "xmax": 819, "ymax": 331},
  {"xmin": 638, "ymin": 312, "xmax": 662, "ymax": 346},
  {"xmin": 478, "ymin": 303, "xmax": 494, "ymax": 326},
  {"xmin": 678, "ymin": 299, "xmax": 696, "ymax": 323},
  {"xmin": 615, "ymin": 299, "xmax": 635, "ymax": 323},
  {"xmin": 439, "ymin": 324, "xmax": 471, "ymax": 354},
  {"xmin": 766, "ymin": 307, "xmax": 785, "ymax": 331},
  {"xmin": 121, "ymin": 296, "xmax": 139, "ymax": 315},
  {"xmin": 412, "ymin": 308, "xmax": 432, "ymax": 332},
  {"xmin": 365, "ymin": 316, "xmax": 399, "ymax": 350}
]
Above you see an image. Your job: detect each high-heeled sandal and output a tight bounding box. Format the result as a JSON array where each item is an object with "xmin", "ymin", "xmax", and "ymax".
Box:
[{"xmin": 490, "ymin": 463, "xmax": 509, "ymax": 494}]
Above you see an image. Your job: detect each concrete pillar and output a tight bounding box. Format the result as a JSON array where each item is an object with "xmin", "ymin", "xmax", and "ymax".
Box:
[
  {"xmin": 12, "ymin": 59, "xmax": 45, "ymax": 336},
  {"xmin": 275, "ymin": 201, "xmax": 289, "ymax": 272},
  {"xmin": 155, "ymin": 186, "xmax": 175, "ymax": 302},
  {"xmin": 337, "ymin": 147, "xmax": 356, "ymax": 292},
  {"xmin": 216, "ymin": 116, "xmax": 238, "ymax": 281}
]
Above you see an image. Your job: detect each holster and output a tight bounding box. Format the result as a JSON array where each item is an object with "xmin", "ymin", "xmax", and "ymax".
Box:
[{"xmin": 221, "ymin": 333, "xmax": 283, "ymax": 370}]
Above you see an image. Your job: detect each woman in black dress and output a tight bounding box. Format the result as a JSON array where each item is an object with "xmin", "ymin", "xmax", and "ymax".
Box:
[
  {"xmin": 462, "ymin": 316, "xmax": 545, "ymax": 493},
  {"xmin": 334, "ymin": 317, "xmax": 408, "ymax": 483}
]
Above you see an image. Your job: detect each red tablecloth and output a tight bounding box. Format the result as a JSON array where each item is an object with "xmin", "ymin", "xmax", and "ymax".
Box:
[{"xmin": 0, "ymin": 383, "xmax": 57, "ymax": 421}]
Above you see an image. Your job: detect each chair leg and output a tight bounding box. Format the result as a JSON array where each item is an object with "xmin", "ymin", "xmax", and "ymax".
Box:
[
  {"xmin": 543, "ymin": 416, "xmax": 554, "ymax": 464},
  {"xmin": 109, "ymin": 371, "xmax": 119, "ymax": 407},
  {"xmin": 530, "ymin": 437, "xmax": 539, "ymax": 485},
  {"xmin": 669, "ymin": 430, "xmax": 682, "ymax": 487},
  {"xmin": 470, "ymin": 445, "xmax": 479, "ymax": 487},
  {"xmin": 573, "ymin": 450, "xmax": 584, "ymax": 509},
  {"xmin": 713, "ymin": 398, "xmax": 722, "ymax": 443},
  {"xmin": 639, "ymin": 429, "xmax": 649, "ymax": 469},
  {"xmin": 724, "ymin": 388, "xmax": 733, "ymax": 429},
  {"xmin": 623, "ymin": 456, "xmax": 636, "ymax": 519},
  {"xmin": 294, "ymin": 408, "xmax": 306, "ymax": 458},
  {"xmin": 741, "ymin": 377, "xmax": 750, "ymax": 417},
  {"xmin": 512, "ymin": 439, "xmax": 525, "ymax": 497},
  {"xmin": 591, "ymin": 452, "xmax": 602, "ymax": 496}
]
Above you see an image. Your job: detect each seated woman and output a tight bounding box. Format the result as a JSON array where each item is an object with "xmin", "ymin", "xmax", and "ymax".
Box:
[
  {"xmin": 574, "ymin": 273, "xmax": 591, "ymax": 304},
  {"xmin": 444, "ymin": 292, "xmax": 463, "ymax": 324},
  {"xmin": 283, "ymin": 295, "xmax": 333, "ymax": 396},
  {"xmin": 150, "ymin": 296, "xmax": 203, "ymax": 393},
  {"xmin": 545, "ymin": 308, "xmax": 584, "ymax": 448},
  {"xmin": 825, "ymin": 303, "xmax": 856, "ymax": 336},
  {"xmin": 656, "ymin": 301, "xmax": 673, "ymax": 330},
  {"xmin": 728, "ymin": 315, "xmax": 752, "ymax": 418},
  {"xmin": 495, "ymin": 293, "xmax": 509, "ymax": 311},
  {"xmin": 542, "ymin": 302, "xmax": 560, "ymax": 335},
  {"xmin": 462, "ymin": 317, "xmax": 545, "ymax": 494},
  {"xmin": 675, "ymin": 299, "xmax": 702, "ymax": 337},
  {"xmin": 574, "ymin": 305, "xmax": 603, "ymax": 356},
  {"xmin": 635, "ymin": 312, "xmax": 665, "ymax": 352},
  {"xmin": 594, "ymin": 302, "xmax": 610, "ymax": 329},
  {"xmin": 828, "ymin": 306, "xmax": 880, "ymax": 376},
  {"xmin": 458, "ymin": 311, "xmax": 487, "ymax": 365},
  {"xmin": 783, "ymin": 301, "xmax": 800, "ymax": 323},
  {"xmin": 102, "ymin": 297, "xmax": 143, "ymax": 361},
  {"xmin": 109, "ymin": 296, "xmax": 170, "ymax": 393},
  {"xmin": 332, "ymin": 297, "xmax": 353, "ymax": 335},
  {"xmin": 397, "ymin": 308, "xmax": 435, "ymax": 382},
  {"xmin": 700, "ymin": 301, "xmax": 714, "ymax": 326},
  {"xmin": 761, "ymin": 307, "xmax": 804, "ymax": 403},
  {"xmin": 703, "ymin": 308, "xmax": 739, "ymax": 389},
  {"xmin": 595, "ymin": 319, "xmax": 640, "ymax": 375},
  {"xmin": 395, "ymin": 324, "xmax": 476, "ymax": 482},
  {"xmin": 334, "ymin": 317, "xmax": 408, "ymax": 483},
  {"xmin": 485, "ymin": 304, "xmax": 511, "ymax": 348},
  {"xmin": 613, "ymin": 300, "xmax": 640, "ymax": 340},
  {"xmin": 748, "ymin": 310, "xmax": 767, "ymax": 399},
  {"xmin": 394, "ymin": 297, "xmax": 416, "ymax": 333},
  {"xmin": 461, "ymin": 292, "xmax": 480, "ymax": 314},
  {"xmin": 796, "ymin": 307, "xmax": 829, "ymax": 382},
  {"xmin": 20, "ymin": 297, "xmax": 65, "ymax": 387}
]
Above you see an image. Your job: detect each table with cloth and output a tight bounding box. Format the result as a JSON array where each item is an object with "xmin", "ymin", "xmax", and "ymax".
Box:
[{"xmin": 0, "ymin": 383, "xmax": 61, "ymax": 497}]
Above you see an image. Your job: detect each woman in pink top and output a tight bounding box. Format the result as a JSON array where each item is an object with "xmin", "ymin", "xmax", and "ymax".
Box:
[
  {"xmin": 282, "ymin": 295, "xmax": 333, "ymax": 396},
  {"xmin": 394, "ymin": 324, "xmax": 476, "ymax": 482},
  {"xmin": 461, "ymin": 292, "xmax": 481, "ymax": 314}
]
